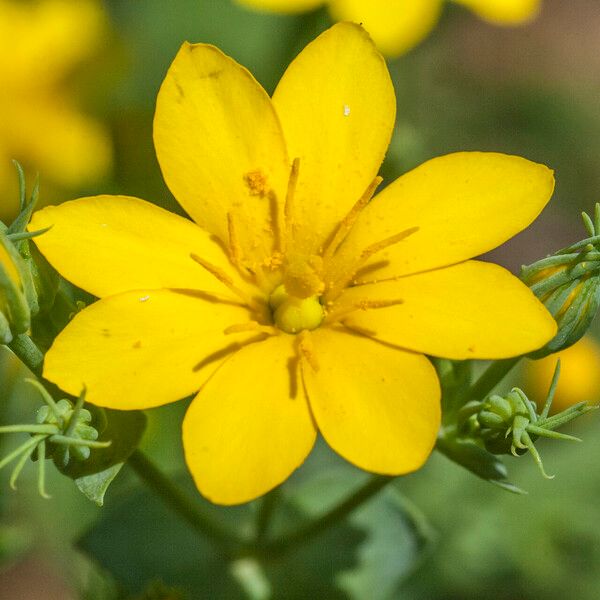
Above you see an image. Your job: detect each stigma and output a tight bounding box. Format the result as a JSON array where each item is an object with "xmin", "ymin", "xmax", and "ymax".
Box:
[{"xmin": 269, "ymin": 284, "xmax": 325, "ymax": 334}]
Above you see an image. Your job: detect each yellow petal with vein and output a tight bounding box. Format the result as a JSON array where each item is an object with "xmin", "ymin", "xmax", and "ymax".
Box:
[
  {"xmin": 154, "ymin": 43, "xmax": 289, "ymax": 264},
  {"xmin": 328, "ymin": 152, "xmax": 554, "ymax": 284},
  {"xmin": 30, "ymin": 196, "xmax": 238, "ymax": 299},
  {"xmin": 183, "ymin": 334, "xmax": 316, "ymax": 505},
  {"xmin": 44, "ymin": 289, "xmax": 253, "ymax": 410},
  {"xmin": 272, "ymin": 22, "xmax": 395, "ymax": 255},
  {"xmin": 340, "ymin": 260, "xmax": 557, "ymax": 360},
  {"xmin": 303, "ymin": 328, "xmax": 440, "ymax": 474}
]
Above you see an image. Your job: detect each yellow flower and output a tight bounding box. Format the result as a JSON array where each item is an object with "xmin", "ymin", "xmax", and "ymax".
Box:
[
  {"xmin": 30, "ymin": 24, "xmax": 556, "ymax": 505},
  {"xmin": 0, "ymin": 0, "xmax": 112, "ymax": 221},
  {"xmin": 524, "ymin": 335, "xmax": 600, "ymax": 414},
  {"xmin": 237, "ymin": 0, "xmax": 541, "ymax": 56}
]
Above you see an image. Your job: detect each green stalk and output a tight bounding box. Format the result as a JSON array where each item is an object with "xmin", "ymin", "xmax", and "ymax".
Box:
[
  {"xmin": 254, "ymin": 489, "xmax": 280, "ymax": 545},
  {"xmin": 7, "ymin": 334, "xmax": 43, "ymax": 376},
  {"xmin": 128, "ymin": 450, "xmax": 242, "ymax": 555},
  {"xmin": 259, "ymin": 475, "xmax": 393, "ymax": 559},
  {"xmin": 467, "ymin": 357, "xmax": 520, "ymax": 402}
]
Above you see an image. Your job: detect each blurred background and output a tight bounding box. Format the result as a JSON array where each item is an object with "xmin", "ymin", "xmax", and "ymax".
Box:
[{"xmin": 1, "ymin": 0, "xmax": 600, "ymax": 598}]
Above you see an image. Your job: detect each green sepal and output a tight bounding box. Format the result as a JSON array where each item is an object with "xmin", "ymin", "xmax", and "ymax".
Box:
[{"xmin": 6, "ymin": 164, "xmax": 39, "ymax": 238}]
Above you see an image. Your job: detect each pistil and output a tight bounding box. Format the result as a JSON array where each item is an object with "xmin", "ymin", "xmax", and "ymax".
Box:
[{"xmin": 269, "ymin": 284, "xmax": 325, "ymax": 334}]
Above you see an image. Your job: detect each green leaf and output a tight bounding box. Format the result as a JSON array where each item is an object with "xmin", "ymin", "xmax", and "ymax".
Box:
[
  {"xmin": 79, "ymin": 474, "xmax": 250, "ymax": 599},
  {"xmin": 59, "ymin": 409, "xmax": 147, "ymax": 506},
  {"xmin": 337, "ymin": 486, "xmax": 436, "ymax": 600},
  {"xmin": 80, "ymin": 442, "xmax": 427, "ymax": 599},
  {"xmin": 285, "ymin": 453, "xmax": 434, "ymax": 600}
]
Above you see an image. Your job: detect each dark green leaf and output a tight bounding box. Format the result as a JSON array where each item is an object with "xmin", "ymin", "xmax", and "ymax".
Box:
[{"xmin": 59, "ymin": 409, "xmax": 147, "ymax": 506}]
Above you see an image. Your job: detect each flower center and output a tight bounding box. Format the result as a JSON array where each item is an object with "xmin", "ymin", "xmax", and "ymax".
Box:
[{"xmin": 269, "ymin": 284, "xmax": 324, "ymax": 334}]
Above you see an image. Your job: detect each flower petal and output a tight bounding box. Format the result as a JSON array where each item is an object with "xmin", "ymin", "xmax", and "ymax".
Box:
[
  {"xmin": 154, "ymin": 43, "xmax": 289, "ymax": 264},
  {"xmin": 0, "ymin": 0, "xmax": 106, "ymax": 89},
  {"xmin": 328, "ymin": 152, "xmax": 554, "ymax": 283},
  {"xmin": 302, "ymin": 328, "xmax": 440, "ymax": 474},
  {"xmin": 340, "ymin": 260, "xmax": 557, "ymax": 360},
  {"xmin": 29, "ymin": 196, "xmax": 237, "ymax": 299},
  {"xmin": 8, "ymin": 100, "xmax": 112, "ymax": 187},
  {"xmin": 328, "ymin": 0, "xmax": 443, "ymax": 57},
  {"xmin": 183, "ymin": 334, "xmax": 316, "ymax": 505},
  {"xmin": 236, "ymin": 0, "xmax": 325, "ymax": 14},
  {"xmin": 43, "ymin": 289, "xmax": 254, "ymax": 410},
  {"xmin": 272, "ymin": 22, "xmax": 395, "ymax": 254},
  {"xmin": 453, "ymin": 0, "xmax": 540, "ymax": 24}
]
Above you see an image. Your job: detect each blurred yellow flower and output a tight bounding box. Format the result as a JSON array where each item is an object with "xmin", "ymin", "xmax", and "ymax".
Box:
[
  {"xmin": 0, "ymin": 0, "xmax": 112, "ymax": 221},
  {"xmin": 30, "ymin": 23, "xmax": 555, "ymax": 505},
  {"xmin": 524, "ymin": 335, "xmax": 600, "ymax": 414},
  {"xmin": 237, "ymin": 0, "xmax": 541, "ymax": 56}
]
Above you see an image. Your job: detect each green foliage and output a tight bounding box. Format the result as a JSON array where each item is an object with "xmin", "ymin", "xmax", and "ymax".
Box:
[
  {"xmin": 59, "ymin": 408, "xmax": 147, "ymax": 506},
  {"xmin": 80, "ymin": 442, "xmax": 431, "ymax": 600}
]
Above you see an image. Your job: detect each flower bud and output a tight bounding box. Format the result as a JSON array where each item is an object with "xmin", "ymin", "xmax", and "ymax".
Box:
[
  {"xmin": 0, "ymin": 381, "xmax": 110, "ymax": 497},
  {"xmin": 521, "ymin": 204, "xmax": 600, "ymax": 358},
  {"xmin": 464, "ymin": 362, "xmax": 595, "ymax": 479},
  {"xmin": 0, "ymin": 164, "xmax": 59, "ymax": 346},
  {"xmin": 0, "ymin": 231, "xmax": 31, "ymax": 343}
]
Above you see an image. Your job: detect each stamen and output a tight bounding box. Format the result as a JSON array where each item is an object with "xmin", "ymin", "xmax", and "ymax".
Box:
[
  {"xmin": 359, "ymin": 227, "xmax": 419, "ymax": 264},
  {"xmin": 227, "ymin": 212, "xmax": 243, "ymax": 269},
  {"xmin": 322, "ymin": 176, "xmax": 383, "ymax": 263},
  {"xmin": 268, "ymin": 190, "xmax": 282, "ymax": 254},
  {"xmin": 190, "ymin": 253, "xmax": 253, "ymax": 306},
  {"xmin": 325, "ymin": 298, "xmax": 404, "ymax": 323},
  {"xmin": 283, "ymin": 158, "xmax": 301, "ymax": 252},
  {"xmin": 325, "ymin": 226, "xmax": 419, "ymax": 301},
  {"xmin": 222, "ymin": 213, "xmax": 259, "ymax": 287},
  {"xmin": 224, "ymin": 321, "xmax": 279, "ymax": 336},
  {"xmin": 297, "ymin": 330, "xmax": 319, "ymax": 372}
]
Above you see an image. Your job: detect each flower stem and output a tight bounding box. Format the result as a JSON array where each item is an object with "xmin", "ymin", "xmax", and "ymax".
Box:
[
  {"xmin": 467, "ymin": 357, "xmax": 520, "ymax": 402},
  {"xmin": 260, "ymin": 474, "xmax": 394, "ymax": 559},
  {"xmin": 254, "ymin": 488, "xmax": 279, "ymax": 545},
  {"xmin": 127, "ymin": 449, "xmax": 241, "ymax": 555},
  {"xmin": 7, "ymin": 334, "xmax": 43, "ymax": 376}
]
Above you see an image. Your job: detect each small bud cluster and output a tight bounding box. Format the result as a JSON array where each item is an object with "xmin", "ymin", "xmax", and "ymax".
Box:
[
  {"xmin": 458, "ymin": 362, "xmax": 595, "ymax": 479},
  {"xmin": 0, "ymin": 380, "xmax": 110, "ymax": 497}
]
